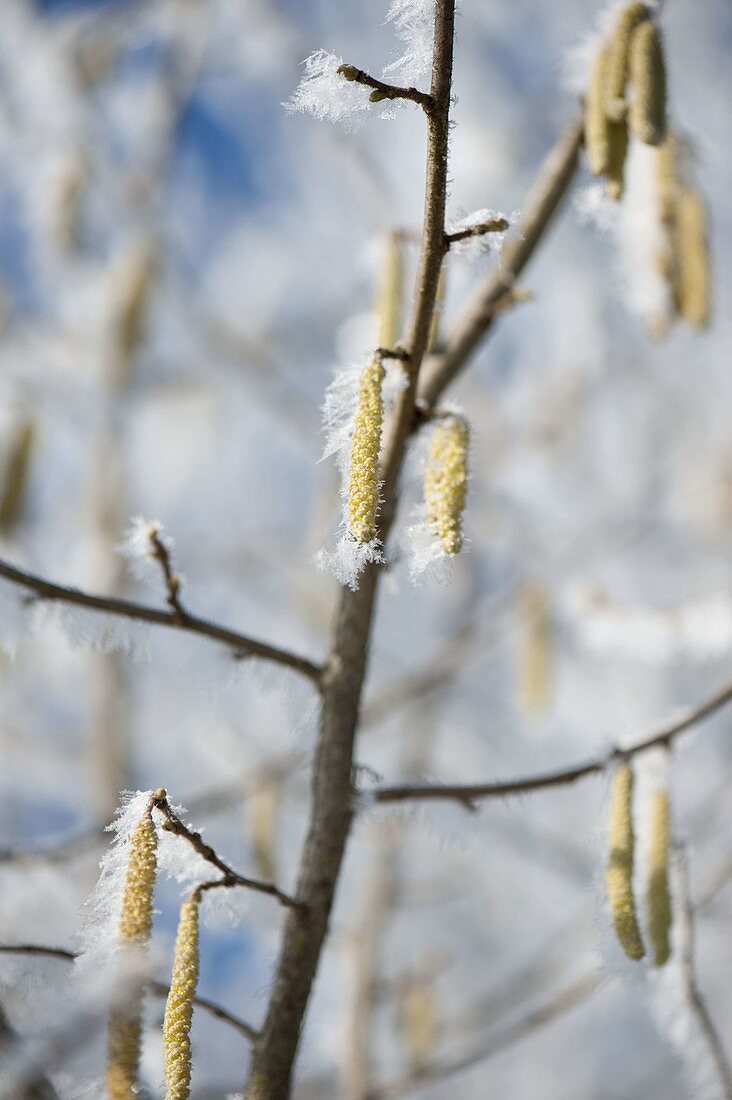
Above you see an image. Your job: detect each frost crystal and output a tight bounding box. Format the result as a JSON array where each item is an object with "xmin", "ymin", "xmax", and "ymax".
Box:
[
  {"xmin": 316, "ymin": 358, "xmax": 407, "ymax": 590},
  {"xmin": 447, "ymin": 209, "xmax": 521, "ymax": 263},
  {"xmin": 285, "ymin": 51, "xmax": 373, "ymax": 130},
  {"xmin": 75, "ymin": 790, "xmax": 156, "ymax": 982},
  {"xmin": 119, "ymin": 515, "xmax": 170, "ymax": 578},
  {"xmin": 383, "ymin": 0, "xmax": 436, "ymax": 86}
]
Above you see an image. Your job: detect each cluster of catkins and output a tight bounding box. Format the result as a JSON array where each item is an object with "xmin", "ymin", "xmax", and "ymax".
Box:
[
  {"xmin": 605, "ymin": 761, "xmax": 673, "ymax": 966},
  {"xmin": 585, "ymin": 2, "xmax": 711, "ymax": 330},
  {"xmin": 104, "ymin": 793, "xmax": 201, "ymax": 1100},
  {"xmin": 337, "ymin": 233, "xmax": 469, "ymax": 585}
]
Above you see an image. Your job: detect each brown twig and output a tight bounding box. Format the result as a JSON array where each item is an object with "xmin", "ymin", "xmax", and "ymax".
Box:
[
  {"xmin": 0, "ymin": 944, "xmax": 258, "ymax": 1042},
  {"xmin": 0, "ymin": 555, "xmax": 323, "ymax": 685},
  {"xmin": 244, "ymin": 5, "xmax": 457, "ymax": 1097},
  {"xmin": 337, "ymin": 64, "xmax": 433, "ymax": 111},
  {"xmin": 366, "ymin": 972, "xmax": 597, "ymax": 1099},
  {"xmin": 418, "ymin": 111, "xmax": 584, "ymax": 409},
  {"xmin": 148, "ymin": 527, "xmax": 186, "ymax": 620},
  {"xmin": 444, "ymin": 216, "xmax": 510, "ymax": 246},
  {"xmin": 373, "ymin": 677, "xmax": 732, "ymax": 805},
  {"xmin": 151, "ymin": 790, "xmax": 305, "ymax": 912}
]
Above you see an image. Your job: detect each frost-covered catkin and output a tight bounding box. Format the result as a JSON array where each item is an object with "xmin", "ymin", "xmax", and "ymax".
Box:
[
  {"xmin": 347, "ymin": 360, "xmax": 386, "ymax": 544},
  {"xmin": 585, "ymin": 45, "xmax": 611, "ymax": 177},
  {"xmin": 646, "ymin": 788, "xmax": 672, "ymax": 967},
  {"xmin": 398, "ymin": 978, "xmax": 436, "ymax": 1074},
  {"xmin": 163, "ymin": 893, "xmax": 201, "ymax": 1100},
  {"xmin": 0, "ymin": 420, "xmax": 35, "ymax": 534},
  {"xmin": 628, "ymin": 20, "xmax": 667, "ymax": 147},
  {"xmin": 606, "ymin": 762, "xmax": 645, "ymax": 961},
  {"xmin": 604, "ymin": 2, "xmax": 649, "ymax": 122},
  {"xmin": 676, "ymin": 187, "xmax": 711, "ymax": 329},
  {"xmin": 606, "ymin": 119, "xmax": 629, "ymax": 201},
  {"xmin": 517, "ymin": 583, "xmax": 552, "ymax": 717},
  {"xmin": 424, "ymin": 416, "xmax": 469, "ymax": 556},
  {"xmin": 377, "ymin": 231, "xmax": 403, "ymax": 349},
  {"xmin": 106, "ymin": 811, "xmax": 158, "ymax": 1100}
]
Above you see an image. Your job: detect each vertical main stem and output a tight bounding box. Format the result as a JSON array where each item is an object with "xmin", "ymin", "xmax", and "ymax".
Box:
[{"xmin": 244, "ymin": 5, "xmax": 455, "ymax": 1097}]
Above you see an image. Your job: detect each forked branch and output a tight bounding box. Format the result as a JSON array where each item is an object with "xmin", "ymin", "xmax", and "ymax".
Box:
[{"xmin": 0, "ymin": 556, "xmax": 323, "ymax": 685}]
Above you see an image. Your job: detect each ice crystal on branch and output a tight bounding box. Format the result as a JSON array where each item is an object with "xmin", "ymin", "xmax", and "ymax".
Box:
[
  {"xmin": 447, "ymin": 209, "xmax": 521, "ymax": 262},
  {"xmin": 383, "ymin": 0, "xmax": 436, "ymax": 86},
  {"xmin": 286, "ymin": 50, "xmax": 374, "ymax": 129}
]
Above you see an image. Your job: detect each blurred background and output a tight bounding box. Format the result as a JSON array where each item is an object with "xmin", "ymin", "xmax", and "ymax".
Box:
[{"xmin": 1, "ymin": 0, "xmax": 731, "ymax": 1096}]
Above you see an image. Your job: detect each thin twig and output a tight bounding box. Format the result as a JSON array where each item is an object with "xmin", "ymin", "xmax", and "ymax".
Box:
[
  {"xmin": 148, "ymin": 527, "xmax": 186, "ymax": 620},
  {"xmin": 337, "ymin": 64, "xmax": 433, "ymax": 111},
  {"xmin": 418, "ymin": 111, "xmax": 584, "ymax": 409},
  {"xmin": 676, "ymin": 848, "xmax": 732, "ymax": 1099},
  {"xmin": 151, "ymin": 790, "xmax": 305, "ymax": 912},
  {"xmin": 373, "ymin": 677, "xmax": 732, "ymax": 805},
  {"xmin": 0, "ymin": 555, "xmax": 323, "ymax": 685},
  {"xmin": 0, "ymin": 944, "xmax": 258, "ymax": 1042},
  {"xmin": 366, "ymin": 972, "xmax": 597, "ymax": 1099},
  {"xmin": 444, "ymin": 217, "xmax": 510, "ymax": 246}
]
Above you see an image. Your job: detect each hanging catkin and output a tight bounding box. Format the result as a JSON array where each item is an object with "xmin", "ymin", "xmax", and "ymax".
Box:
[
  {"xmin": 646, "ymin": 788, "xmax": 672, "ymax": 966},
  {"xmin": 163, "ymin": 892, "xmax": 201, "ymax": 1100},
  {"xmin": 606, "ymin": 762, "xmax": 645, "ymax": 960},
  {"xmin": 377, "ymin": 230, "xmax": 403, "ymax": 349},
  {"xmin": 628, "ymin": 20, "xmax": 667, "ymax": 147},
  {"xmin": 676, "ymin": 187, "xmax": 711, "ymax": 328},
  {"xmin": 424, "ymin": 415, "xmax": 469, "ymax": 556},
  {"xmin": 585, "ymin": 45, "xmax": 611, "ymax": 177},
  {"xmin": 398, "ymin": 977, "xmax": 436, "ymax": 1074},
  {"xmin": 604, "ymin": 3, "xmax": 650, "ymax": 122},
  {"xmin": 517, "ymin": 582, "xmax": 552, "ymax": 717},
  {"xmin": 106, "ymin": 811, "xmax": 158, "ymax": 1100},
  {"xmin": 605, "ymin": 119, "xmax": 629, "ymax": 201},
  {"xmin": 347, "ymin": 360, "xmax": 386, "ymax": 544}
]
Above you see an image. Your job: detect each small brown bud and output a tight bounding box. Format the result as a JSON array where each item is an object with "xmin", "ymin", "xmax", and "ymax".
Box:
[
  {"xmin": 369, "ymin": 89, "xmax": 389, "ymax": 103},
  {"xmin": 337, "ymin": 64, "xmax": 359, "ymax": 82}
]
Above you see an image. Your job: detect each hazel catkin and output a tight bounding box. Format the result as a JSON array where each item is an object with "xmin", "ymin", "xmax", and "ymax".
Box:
[{"xmin": 606, "ymin": 762, "xmax": 645, "ymax": 961}]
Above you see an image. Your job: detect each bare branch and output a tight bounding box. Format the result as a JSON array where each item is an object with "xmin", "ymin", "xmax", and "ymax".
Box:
[
  {"xmin": 373, "ymin": 678, "xmax": 732, "ymax": 806},
  {"xmin": 245, "ymin": 5, "xmax": 458, "ymax": 1095},
  {"xmin": 418, "ymin": 111, "xmax": 584, "ymax": 409},
  {"xmin": 366, "ymin": 972, "xmax": 597, "ymax": 1099},
  {"xmin": 0, "ymin": 944, "xmax": 258, "ymax": 1042},
  {"xmin": 151, "ymin": 790, "xmax": 305, "ymax": 912},
  {"xmin": 148, "ymin": 527, "xmax": 186, "ymax": 620},
  {"xmin": 337, "ymin": 64, "xmax": 433, "ymax": 111},
  {"xmin": 0, "ymin": 555, "xmax": 323, "ymax": 685}
]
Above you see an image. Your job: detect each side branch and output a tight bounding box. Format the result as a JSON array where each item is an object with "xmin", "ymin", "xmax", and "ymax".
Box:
[
  {"xmin": 337, "ymin": 64, "xmax": 434, "ymax": 110},
  {"xmin": 418, "ymin": 112, "xmax": 584, "ymax": 408},
  {"xmin": 0, "ymin": 944, "xmax": 258, "ymax": 1041},
  {"xmin": 152, "ymin": 790, "xmax": 306, "ymax": 912},
  {"xmin": 444, "ymin": 216, "xmax": 510, "ymax": 246},
  {"xmin": 373, "ymin": 678, "xmax": 732, "ymax": 805},
  {"xmin": 0, "ymin": 556, "xmax": 323, "ymax": 686}
]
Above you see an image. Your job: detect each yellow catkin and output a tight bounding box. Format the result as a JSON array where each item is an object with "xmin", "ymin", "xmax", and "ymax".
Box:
[
  {"xmin": 106, "ymin": 811, "xmax": 158, "ymax": 1100},
  {"xmin": 163, "ymin": 894, "xmax": 201, "ymax": 1100},
  {"xmin": 398, "ymin": 978, "xmax": 436, "ymax": 1074},
  {"xmin": 110, "ymin": 242, "xmax": 156, "ymax": 388},
  {"xmin": 585, "ymin": 45, "xmax": 612, "ymax": 177},
  {"xmin": 604, "ymin": 2, "xmax": 650, "ymax": 122},
  {"xmin": 245, "ymin": 775, "xmax": 279, "ymax": 883},
  {"xmin": 628, "ymin": 20, "xmax": 667, "ymax": 147},
  {"xmin": 377, "ymin": 230, "xmax": 403, "ymax": 349},
  {"xmin": 646, "ymin": 789, "xmax": 672, "ymax": 967},
  {"xmin": 605, "ymin": 119, "xmax": 629, "ymax": 201},
  {"xmin": 347, "ymin": 360, "xmax": 386, "ymax": 544},
  {"xmin": 675, "ymin": 187, "xmax": 711, "ymax": 328},
  {"xmin": 424, "ymin": 416, "xmax": 469, "ymax": 556},
  {"xmin": 517, "ymin": 582, "xmax": 552, "ymax": 718},
  {"xmin": 0, "ymin": 420, "xmax": 35, "ymax": 534},
  {"xmin": 606, "ymin": 762, "xmax": 645, "ymax": 961}
]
